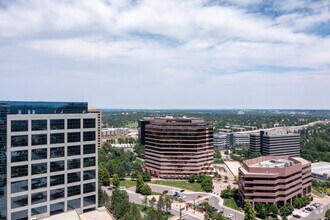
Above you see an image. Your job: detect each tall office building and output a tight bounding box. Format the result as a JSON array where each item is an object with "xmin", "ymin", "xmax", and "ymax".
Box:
[
  {"xmin": 88, "ymin": 107, "xmax": 102, "ymax": 148},
  {"xmin": 0, "ymin": 101, "xmax": 98, "ymax": 220},
  {"xmin": 249, "ymin": 133, "xmax": 261, "ymax": 154}
]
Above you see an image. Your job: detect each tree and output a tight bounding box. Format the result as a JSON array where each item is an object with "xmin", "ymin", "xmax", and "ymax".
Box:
[
  {"xmin": 149, "ymin": 196, "xmax": 157, "ymax": 209},
  {"xmin": 142, "ymin": 195, "xmax": 148, "ymax": 210},
  {"xmin": 142, "ymin": 172, "xmax": 152, "ymax": 182},
  {"xmin": 165, "ymin": 195, "xmax": 172, "ymax": 211},
  {"xmin": 122, "ymin": 203, "xmax": 141, "ymax": 220},
  {"xmin": 255, "ymin": 202, "xmax": 269, "ymax": 219},
  {"xmin": 110, "ymin": 189, "xmax": 130, "ymax": 219},
  {"xmin": 98, "ymin": 184, "xmax": 110, "ymax": 208},
  {"xmin": 117, "ymin": 164, "xmax": 126, "ymax": 179},
  {"xmin": 144, "ymin": 209, "xmax": 164, "ymax": 220},
  {"xmin": 112, "ymin": 174, "xmax": 120, "ymax": 188},
  {"xmin": 325, "ymin": 209, "xmax": 330, "ymax": 218},
  {"xmin": 244, "ymin": 202, "xmax": 257, "ymax": 220},
  {"xmin": 136, "ymin": 173, "xmax": 144, "ymax": 193},
  {"xmin": 201, "ymin": 176, "xmax": 213, "ymax": 192},
  {"xmin": 188, "ymin": 174, "xmax": 196, "ymax": 183},
  {"xmin": 140, "ymin": 184, "xmax": 152, "ymax": 195},
  {"xmin": 280, "ymin": 204, "xmax": 294, "ymax": 217},
  {"xmin": 157, "ymin": 196, "xmax": 165, "ymax": 212},
  {"xmin": 269, "ymin": 204, "xmax": 278, "ymax": 217},
  {"xmin": 99, "ymin": 165, "xmax": 111, "ymax": 186}
]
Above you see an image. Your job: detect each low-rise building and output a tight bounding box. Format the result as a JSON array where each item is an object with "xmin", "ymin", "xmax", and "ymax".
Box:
[{"xmin": 311, "ymin": 161, "xmax": 330, "ymax": 182}]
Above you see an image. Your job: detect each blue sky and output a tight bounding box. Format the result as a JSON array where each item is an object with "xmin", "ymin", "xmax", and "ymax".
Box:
[{"xmin": 0, "ymin": 0, "xmax": 329, "ymax": 109}]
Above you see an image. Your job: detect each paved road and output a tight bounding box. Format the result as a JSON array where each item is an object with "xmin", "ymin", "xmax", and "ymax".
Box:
[{"xmin": 291, "ymin": 203, "xmax": 330, "ymax": 220}]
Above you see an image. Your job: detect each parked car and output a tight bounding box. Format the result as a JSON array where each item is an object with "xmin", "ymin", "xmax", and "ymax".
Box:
[
  {"xmin": 227, "ymin": 214, "xmax": 234, "ymax": 219},
  {"xmin": 163, "ymin": 190, "xmax": 168, "ymax": 194},
  {"xmin": 293, "ymin": 214, "xmax": 301, "ymax": 219},
  {"xmin": 180, "ymin": 189, "xmax": 185, "ymax": 193},
  {"xmin": 212, "ymin": 207, "xmax": 218, "ymax": 212}
]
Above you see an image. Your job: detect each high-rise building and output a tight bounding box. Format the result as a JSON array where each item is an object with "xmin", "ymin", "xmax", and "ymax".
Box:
[
  {"xmin": 249, "ymin": 133, "xmax": 261, "ymax": 154},
  {"xmin": 88, "ymin": 107, "xmax": 102, "ymax": 148},
  {"xmin": 0, "ymin": 101, "xmax": 98, "ymax": 220},
  {"xmin": 141, "ymin": 117, "xmax": 214, "ymax": 178}
]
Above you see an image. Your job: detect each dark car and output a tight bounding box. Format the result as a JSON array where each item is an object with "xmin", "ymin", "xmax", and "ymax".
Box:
[
  {"xmin": 212, "ymin": 207, "xmax": 218, "ymax": 212},
  {"xmin": 162, "ymin": 190, "xmax": 168, "ymax": 194},
  {"xmin": 293, "ymin": 214, "xmax": 301, "ymax": 219},
  {"xmin": 180, "ymin": 189, "xmax": 185, "ymax": 193}
]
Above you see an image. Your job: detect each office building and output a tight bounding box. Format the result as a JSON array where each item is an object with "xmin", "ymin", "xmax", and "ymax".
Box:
[
  {"xmin": 233, "ymin": 133, "xmax": 249, "ymax": 147},
  {"xmin": 238, "ymin": 156, "xmax": 311, "ymax": 207},
  {"xmin": 311, "ymin": 161, "xmax": 330, "ymax": 182},
  {"xmin": 249, "ymin": 133, "xmax": 261, "ymax": 154},
  {"xmin": 142, "ymin": 117, "xmax": 214, "ymax": 178},
  {"xmin": 0, "ymin": 101, "xmax": 98, "ymax": 220},
  {"xmin": 88, "ymin": 107, "xmax": 102, "ymax": 148},
  {"xmin": 214, "ymin": 133, "xmax": 230, "ymax": 150}
]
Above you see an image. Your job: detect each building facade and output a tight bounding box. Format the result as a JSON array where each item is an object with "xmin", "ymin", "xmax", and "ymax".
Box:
[
  {"xmin": 0, "ymin": 101, "xmax": 98, "ymax": 220},
  {"xmin": 213, "ymin": 133, "xmax": 230, "ymax": 150},
  {"xmin": 142, "ymin": 117, "xmax": 214, "ymax": 178},
  {"xmin": 249, "ymin": 133, "xmax": 261, "ymax": 154},
  {"xmin": 238, "ymin": 156, "xmax": 312, "ymax": 207},
  {"xmin": 311, "ymin": 161, "xmax": 330, "ymax": 182},
  {"xmin": 88, "ymin": 107, "xmax": 102, "ymax": 148}
]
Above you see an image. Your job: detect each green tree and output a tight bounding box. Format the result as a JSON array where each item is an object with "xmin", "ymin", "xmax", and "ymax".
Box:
[
  {"xmin": 188, "ymin": 174, "xmax": 196, "ymax": 183},
  {"xmin": 165, "ymin": 195, "xmax": 172, "ymax": 211},
  {"xmin": 149, "ymin": 196, "xmax": 157, "ymax": 209},
  {"xmin": 269, "ymin": 204, "xmax": 278, "ymax": 217},
  {"xmin": 136, "ymin": 173, "xmax": 144, "ymax": 193},
  {"xmin": 157, "ymin": 196, "xmax": 165, "ymax": 212},
  {"xmin": 255, "ymin": 202, "xmax": 269, "ymax": 219},
  {"xmin": 140, "ymin": 184, "xmax": 152, "ymax": 195},
  {"xmin": 280, "ymin": 204, "xmax": 294, "ymax": 217},
  {"xmin": 98, "ymin": 185, "xmax": 110, "ymax": 208},
  {"xmin": 244, "ymin": 202, "xmax": 257, "ymax": 220},
  {"xmin": 112, "ymin": 174, "xmax": 120, "ymax": 188},
  {"xmin": 142, "ymin": 172, "xmax": 152, "ymax": 182},
  {"xmin": 110, "ymin": 189, "xmax": 130, "ymax": 219},
  {"xmin": 122, "ymin": 203, "xmax": 141, "ymax": 220},
  {"xmin": 142, "ymin": 195, "xmax": 148, "ymax": 210},
  {"xmin": 99, "ymin": 165, "xmax": 111, "ymax": 186},
  {"xmin": 325, "ymin": 209, "xmax": 330, "ymax": 218},
  {"xmin": 201, "ymin": 176, "xmax": 213, "ymax": 192},
  {"xmin": 144, "ymin": 209, "xmax": 164, "ymax": 220}
]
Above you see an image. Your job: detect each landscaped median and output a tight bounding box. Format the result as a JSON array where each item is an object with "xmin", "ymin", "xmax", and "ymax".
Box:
[
  {"xmin": 151, "ymin": 180, "xmax": 203, "ymax": 192},
  {"xmin": 223, "ymin": 198, "xmax": 242, "ymax": 211}
]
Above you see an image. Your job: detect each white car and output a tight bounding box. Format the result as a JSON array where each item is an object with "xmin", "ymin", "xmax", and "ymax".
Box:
[{"xmin": 227, "ymin": 214, "xmax": 234, "ymax": 219}]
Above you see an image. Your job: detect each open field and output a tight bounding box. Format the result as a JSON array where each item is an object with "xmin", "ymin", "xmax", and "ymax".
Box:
[{"xmin": 152, "ymin": 180, "xmax": 203, "ymax": 192}]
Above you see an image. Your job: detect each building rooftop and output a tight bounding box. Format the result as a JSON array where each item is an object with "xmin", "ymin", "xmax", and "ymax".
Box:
[
  {"xmin": 252, "ymin": 159, "xmax": 294, "ymax": 168},
  {"xmin": 43, "ymin": 207, "xmax": 114, "ymax": 220},
  {"xmin": 311, "ymin": 161, "xmax": 330, "ymax": 175}
]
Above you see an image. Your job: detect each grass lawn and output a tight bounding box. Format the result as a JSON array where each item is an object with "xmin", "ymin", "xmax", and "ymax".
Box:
[
  {"xmin": 312, "ymin": 187, "xmax": 324, "ymax": 198},
  {"xmin": 223, "ymin": 198, "xmax": 242, "ymax": 211},
  {"xmin": 152, "ymin": 180, "xmax": 203, "ymax": 192},
  {"xmin": 120, "ymin": 180, "xmax": 136, "ymax": 188}
]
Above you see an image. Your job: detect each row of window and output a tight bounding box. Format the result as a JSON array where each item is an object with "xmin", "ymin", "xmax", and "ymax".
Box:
[
  {"xmin": 11, "ymin": 157, "xmax": 96, "ymax": 178},
  {"xmin": 11, "ymin": 118, "xmax": 96, "ymax": 132}
]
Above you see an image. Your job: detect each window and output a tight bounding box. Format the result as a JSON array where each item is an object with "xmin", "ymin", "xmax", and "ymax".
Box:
[
  {"xmin": 83, "ymin": 118, "xmax": 95, "ymax": 128},
  {"xmin": 68, "ymin": 119, "xmax": 81, "ymax": 129},
  {"xmin": 11, "ymin": 135, "xmax": 28, "ymax": 147},
  {"xmin": 83, "ymin": 195, "xmax": 96, "ymax": 207},
  {"xmin": 83, "ymin": 170, "xmax": 96, "ymax": 181},
  {"xmin": 83, "ymin": 182, "xmax": 96, "ymax": 193},
  {"xmin": 68, "ymin": 132, "xmax": 80, "ymax": 143},
  {"xmin": 50, "ymin": 174, "xmax": 65, "ymax": 186},
  {"xmin": 11, "ymin": 150, "xmax": 28, "ymax": 163},
  {"xmin": 32, "ymin": 148, "xmax": 47, "ymax": 160},
  {"xmin": 32, "ymin": 134, "xmax": 47, "ymax": 146},
  {"xmin": 68, "ymin": 198, "xmax": 81, "ymax": 210},
  {"xmin": 11, "ymin": 165, "xmax": 28, "ymax": 178},
  {"xmin": 50, "ymin": 188, "xmax": 64, "ymax": 200},
  {"xmin": 50, "ymin": 119, "xmax": 64, "ymax": 130},
  {"xmin": 67, "ymin": 185, "xmax": 81, "ymax": 197},
  {"xmin": 31, "ymin": 206, "xmax": 47, "ymax": 216},
  {"xmin": 31, "ymin": 191, "xmax": 47, "ymax": 205},
  {"xmin": 31, "ymin": 177, "xmax": 47, "ymax": 189},
  {"xmin": 11, "ymin": 180, "xmax": 28, "ymax": 193},
  {"xmin": 11, "ymin": 195, "xmax": 28, "ymax": 208},
  {"xmin": 50, "ymin": 133, "xmax": 64, "ymax": 144},
  {"xmin": 67, "ymin": 145, "xmax": 81, "ymax": 156},
  {"xmin": 50, "ymin": 147, "xmax": 64, "ymax": 158},
  {"xmin": 83, "ymin": 144, "xmax": 96, "ymax": 154},
  {"xmin": 11, "ymin": 120, "xmax": 28, "ymax": 132},
  {"xmin": 83, "ymin": 131, "xmax": 95, "ymax": 142},
  {"xmin": 32, "ymin": 163, "xmax": 47, "ymax": 175},
  {"xmin": 32, "ymin": 120, "xmax": 47, "ymax": 131},
  {"xmin": 68, "ymin": 159, "xmax": 80, "ymax": 170},
  {"xmin": 83, "ymin": 157, "xmax": 95, "ymax": 167},
  {"xmin": 11, "ymin": 210, "xmax": 28, "ymax": 220},
  {"xmin": 50, "ymin": 202, "xmax": 64, "ymax": 216},
  {"xmin": 68, "ymin": 172, "xmax": 80, "ymax": 183},
  {"xmin": 50, "ymin": 161, "xmax": 65, "ymax": 172}
]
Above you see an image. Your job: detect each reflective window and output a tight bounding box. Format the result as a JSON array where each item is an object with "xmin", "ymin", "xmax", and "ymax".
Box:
[
  {"xmin": 67, "ymin": 159, "xmax": 80, "ymax": 170},
  {"xmin": 32, "ymin": 148, "xmax": 47, "ymax": 160},
  {"xmin": 83, "ymin": 118, "xmax": 95, "ymax": 129},
  {"xmin": 50, "ymin": 161, "xmax": 65, "ymax": 172},
  {"xmin": 31, "ymin": 191, "xmax": 47, "ymax": 205},
  {"xmin": 68, "ymin": 172, "xmax": 80, "ymax": 183},
  {"xmin": 11, "ymin": 135, "xmax": 28, "ymax": 147},
  {"xmin": 50, "ymin": 133, "xmax": 64, "ymax": 144},
  {"xmin": 11, "ymin": 180, "xmax": 28, "ymax": 193},
  {"xmin": 83, "ymin": 182, "xmax": 96, "ymax": 194},
  {"xmin": 31, "ymin": 205, "xmax": 47, "ymax": 216},
  {"xmin": 83, "ymin": 195, "xmax": 96, "ymax": 207},
  {"xmin": 11, "ymin": 195, "xmax": 28, "ymax": 208},
  {"xmin": 31, "ymin": 177, "xmax": 47, "ymax": 189},
  {"xmin": 83, "ymin": 157, "xmax": 95, "ymax": 167},
  {"xmin": 32, "ymin": 163, "xmax": 47, "ymax": 175},
  {"xmin": 50, "ymin": 202, "xmax": 64, "ymax": 216},
  {"xmin": 83, "ymin": 170, "xmax": 96, "ymax": 181},
  {"xmin": 67, "ymin": 145, "xmax": 81, "ymax": 156},
  {"xmin": 83, "ymin": 144, "xmax": 96, "ymax": 154},
  {"xmin": 32, "ymin": 120, "xmax": 47, "ymax": 131},
  {"xmin": 11, "ymin": 150, "xmax": 28, "ymax": 163},
  {"xmin": 83, "ymin": 131, "xmax": 95, "ymax": 142},
  {"xmin": 50, "ymin": 188, "xmax": 64, "ymax": 201},
  {"xmin": 11, "ymin": 120, "xmax": 28, "ymax": 132},
  {"xmin": 50, "ymin": 174, "xmax": 64, "ymax": 186},
  {"xmin": 68, "ymin": 198, "xmax": 81, "ymax": 210},
  {"xmin": 11, "ymin": 210, "xmax": 28, "ymax": 220},
  {"xmin": 50, "ymin": 147, "xmax": 64, "ymax": 158},
  {"xmin": 68, "ymin": 132, "xmax": 80, "ymax": 143},
  {"xmin": 68, "ymin": 119, "xmax": 81, "ymax": 129},
  {"xmin": 67, "ymin": 185, "xmax": 81, "ymax": 197},
  {"xmin": 50, "ymin": 119, "xmax": 64, "ymax": 130},
  {"xmin": 32, "ymin": 134, "xmax": 47, "ymax": 146},
  {"xmin": 11, "ymin": 165, "xmax": 28, "ymax": 178}
]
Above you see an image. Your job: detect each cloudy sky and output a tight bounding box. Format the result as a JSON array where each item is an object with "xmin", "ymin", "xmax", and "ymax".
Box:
[{"xmin": 0, "ymin": 0, "xmax": 329, "ymax": 109}]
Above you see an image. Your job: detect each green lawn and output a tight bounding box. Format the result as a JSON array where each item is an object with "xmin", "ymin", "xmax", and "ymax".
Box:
[
  {"xmin": 152, "ymin": 180, "xmax": 203, "ymax": 192},
  {"xmin": 223, "ymin": 198, "xmax": 242, "ymax": 211},
  {"xmin": 312, "ymin": 187, "xmax": 324, "ymax": 198},
  {"xmin": 120, "ymin": 180, "xmax": 136, "ymax": 188}
]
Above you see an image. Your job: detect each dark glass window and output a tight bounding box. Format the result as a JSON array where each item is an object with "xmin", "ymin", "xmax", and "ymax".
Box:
[
  {"xmin": 83, "ymin": 131, "xmax": 95, "ymax": 142},
  {"xmin": 83, "ymin": 144, "xmax": 96, "ymax": 154},
  {"xmin": 68, "ymin": 159, "xmax": 80, "ymax": 170},
  {"xmin": 32, "ymin": 163, "xmax": 47, "ymax": 175},
  {"xmin": 83, "ymin": 182, "xmax": 96, "ymax": 193},
  {"xmin": 11, "ymin": 120, "xmax": 28, "ymax": 132},
  {"xmin": 50, "ymin": 133, "xmax": 64, "ymax": 144},
  {"xmin": 68, "ymin": 198, "xmax": 81, "ymax": 210},
  {"xmin": 11, "ymin": 165, "xmax": 28, "ymax": 178},
  {"xmin": 50, "ymin": 188, "xmax": 64, "ymax": 200},
  {"xmin": 83, "ymin": 157, "xmax": 95, "ymax": 167},
  {"xmin": 50, "ymin": 161, "xmax": 65, "ymax": 172},
  {"xmin": 32, "ymin": 120, "xmax": 47, "ymax": 131},
  {"xmin": 11, "ymin": 210, "xmax": 28, "ymax": 220},
  {"xmin": 68, "ymin": 132, "xmax": 81, "ymax": 143},
  {"xmin": 83, "ymin": 170, "xmax": 96, "ymax": 181},
  {"xmin": 31, "ymin": 177, "xmax": 47, "ymax": 189},
  {"xmin": 50, "ymin": 147, "xmax": 64, "ymax": 158},
  {"xmin": 31, "ymin": 191, "xmax": 47, "ymax": 205},
  {"xmin": 83, "ymin": 118, "xmax": 95, "ymax": 129},
  {"xmin": 50, "ymin": 202, "xmax": 64, "ymax": 216},
  {"xmin": 68, "ymin": 119, "xmax": 81, "ymax": 129},
  {"xmin": 31, "ymin": 148, "xmax": 47, "ymax": 160},
  {"xmin": 11, "ymin": 180, "xmax": 28, "ymax": 193},
  {"xmin": 11, "ymin": 150, "xmax": 28, "ymax": 163},
  {"xmin": 67, "ymin": 145, "xmax": 81, "ymax": 156},
  {"xmin": 11, "ymin": 135, "xmax": 28, "ymax": 147},
  {"xmin": 67, "ymin": 172, "xmax": 80, "ymax": 183},
  {"xmin": 31, "ymin": 206, "xmax": 47, "ymax": 216},
  {"xmin": 32, "ymin": 134, "xmax": 47, "ymax": 146},
  {"xmin": 67, "ymin": 185, "xmax": 81, "ymax": 197},
  {"xmin": 50, "ymin": 174, "xmax": 64, "ymax": 186},
  {"xmin": 50, "ymin": 119, "xmax": 64, "ymax": 130},
  {"xmin": 11, "ymin": 195, "xmax": 28, "ymax": 208},
  {"xmin": 83, "ymin": 195, "xmax": 96, "ymax": 207}
]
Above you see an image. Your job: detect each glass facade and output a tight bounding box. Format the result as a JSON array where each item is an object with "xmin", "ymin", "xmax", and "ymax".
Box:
[
  {"xmin": 50, "ymin": 202, "xmax": 64, "ymax": 215},
  {"xmin": 50, "ymin": 188, "xmax": 64, "ymax": 200},
  {"xmin": 83, "ymin": 118, "xmax": 95, "ymax": 128},
  {"xmin": 50, "ymin": 119, "xmax": 65, "ymax": 130},
  {"xmin": 11, "ymin": 210, "xmax": 28, "ymax": 220},
  {"xmin": 83, "ymin": 144, "xmax": 96, "ymax": 154},
  {"xmin": 11, "ymin": 135, "xmax": 28, "ymax": 147},
  {"xmin": 50, "ymin": 133, "xmax": 65, "ymax": 144},
  {"xmin": 83, "ymin": 131, "xmax": 96, "ymax": 142},
  {"xmin": 83, "ymin": 157, "xmax": 96, "ymax": 167},
  {"xmin": 31, "ymin": 192, "xmax": 47, "ymax": 205},
  {"xmin": 11, "ymin": 195, "xmax": 28, "ymax": 208},
  {"xmin": 11, "ymin": 120, "xmax": 28, "ymax": 132},
  {"xmin": 83, "ymin": 170, "xmax": 96, "ymax": 181},
  {"xmin": 11, "ymin": 150, "xmax": 28, "ymax": 163},
  {"xmin": 83, "ymin": 195, "xmax": 96, "ymax": 207},
  {"xmin": 31, "ymin": 205, "xmax": 47, "ymax": 216},
  {"xmin": 67, "ymin": 198, "xmax": 81, "ymax": 210},
  {"xmin": 83, "ymin": 182, "xmax": 96, "ymax": 193},
  {"xmin": 31, "ymin": 163, "xmax": 47, "ymax": 175},
  {"xmin": 67, "ymin": 159, "xmax": 81, "ymax": 170},
  {"xmin": 11, "ymin": 165, "xmax": 28, "ymax": 178},
  {"xmin": 50, "ymin": 174, "xmax": 65, "ymax": 186},
  {"xmin": 32, "ymin": 148, "xmax": 48, "ymax": 160},
  {"xmin": 67, "ymin": 185, "xmax": 81, "ymax": 197},
  {"xmin": 31, "ymin": 177, "xmax": 47, "ymax": 190},
  {"xmin": 32, "ymin": 134, "xmax": 47, "ymax": 146},
  {"xmin": 32, "ymin": 120, "xmax": 47, "ymax": 131},
  {"xmin": 67, "ymin": 172, "xmax": 80, "ymax": 183},
  {"xmin": 67, "ymin": 119, "xmax": 81, "ymax": 129},
  {"xmin": 50, "ymin": 147, "xmax": 64, "ymax": 158},
  {"xmin": 11, "ymin": 180, "xmax": 28, "ymax": 193},
  {"xmin": 50, "ymin": 161, "xmax": 65, "ymax": 172},
  {"xmin": 67, "ymin": 145, "xmax": 81, "ymax": 156},
  {"xmin": 67, "ymin": 132, "xmax": 81, "ymax": 143}
]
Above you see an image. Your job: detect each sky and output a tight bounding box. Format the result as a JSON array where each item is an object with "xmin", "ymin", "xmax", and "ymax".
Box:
[{"xmin": 0, "ymin": 0, "xmax": 329, "ymax": 109}]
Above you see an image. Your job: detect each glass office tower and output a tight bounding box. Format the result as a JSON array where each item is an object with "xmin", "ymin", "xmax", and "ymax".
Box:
[{"xmin": 0, "ymin": 101, "xmax": 98, "ymax": 220}]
